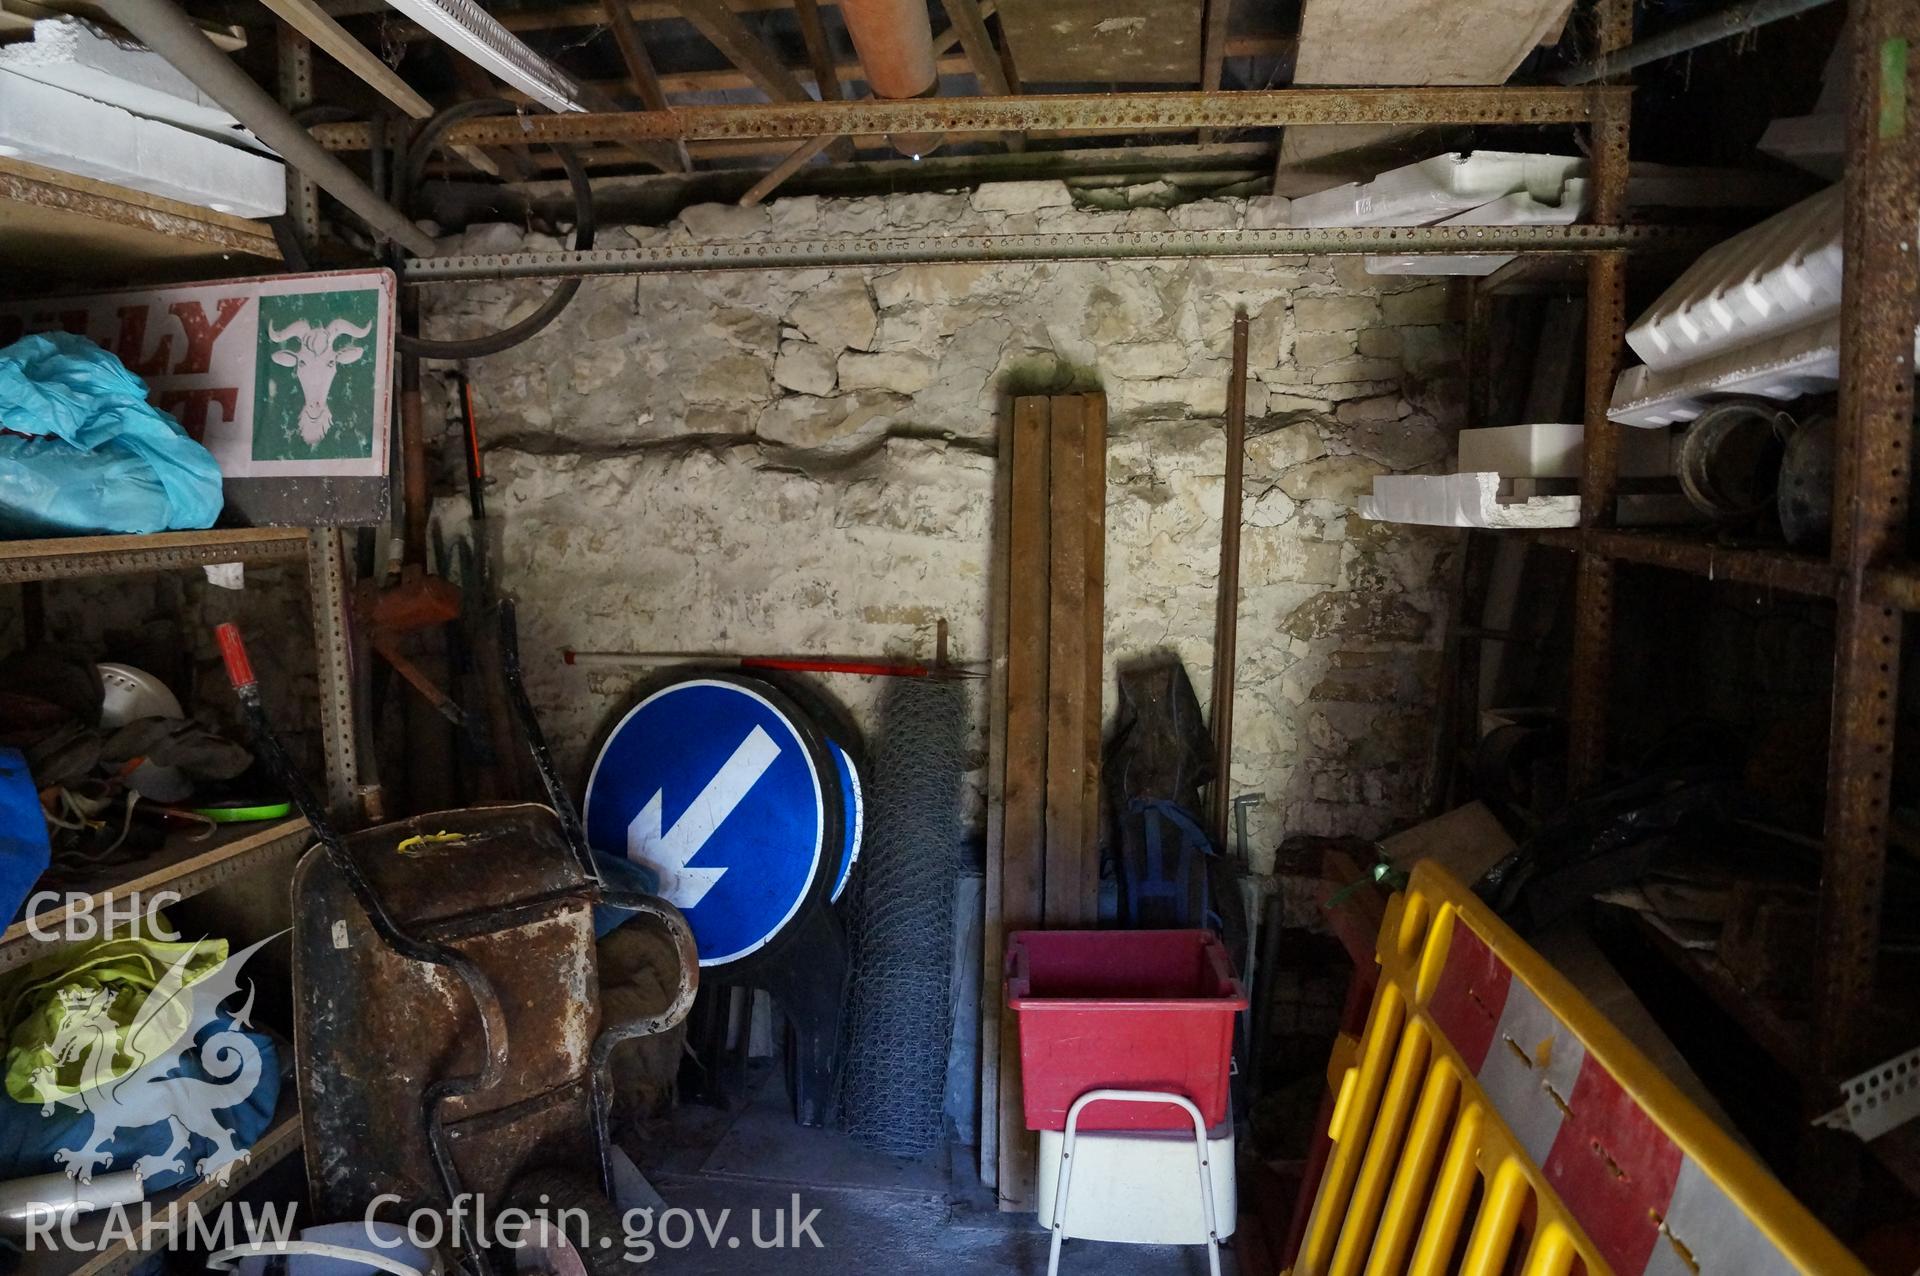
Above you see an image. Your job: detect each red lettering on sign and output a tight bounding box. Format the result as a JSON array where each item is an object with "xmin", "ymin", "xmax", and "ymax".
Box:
[
  {"xmin": 156, "ymin": 387, "xmax": 240, "ymax": 441},
  {"xmin": 31, "ymin": 309, "xmax": 90, "ymax": 337},
  {"xmin": 115, "ymin": 305, "xmax": 175, "ymax": 376},
  {"xmin": 167, "ymin": 297, "xmax": 248, "ymax": 375}
]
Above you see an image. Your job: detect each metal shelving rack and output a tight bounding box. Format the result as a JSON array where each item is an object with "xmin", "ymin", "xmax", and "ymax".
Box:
[
  {"xmin": 0, "ymin": 528, "xmax": 360, "ymax": 819},
  {"xmin": 0, "ymin": 528, "xmax": 357, "ymax": 1268},
  {"xmin": 1516, "ymin": 0, "xmax": 1920, "ymax": 1128}
]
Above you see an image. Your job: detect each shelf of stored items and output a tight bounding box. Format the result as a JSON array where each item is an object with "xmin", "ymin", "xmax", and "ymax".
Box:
[
  {"xmin": 0, "ymin": 155, "xmax": 280, "ymax": 288},
  {"xmin": 1480, "ymin": 0, "xmax": 1920, "ymax": 1106},
  {"xmin": 0, "ymin": 818, "xmax": 312, "ymax": 975},
  {"xmin": 0, "ymin": 528, "xmax": 360, "ymax": 819},
  {"xmin": 14, "ymin": 1094, "xmax": 303, "ymax": 1276},
  {"xmin": 1616, "ymin": 905, "xmax": 1920, "ymax": 1198},
  {"xmin": 0, "ymin": 529, "xmax": 311, "ymax": 585}
]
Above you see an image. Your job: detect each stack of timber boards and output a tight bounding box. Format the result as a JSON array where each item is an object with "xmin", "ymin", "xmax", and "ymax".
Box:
[{"xmin": 983, "ymin": 393, "xmax": 1108, "ymax": 1210}]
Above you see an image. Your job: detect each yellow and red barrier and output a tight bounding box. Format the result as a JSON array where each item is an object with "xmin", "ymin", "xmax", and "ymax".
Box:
[{"xmin": 1289, "ymin": 861, "xmax": 1867, "ymax": 1276}]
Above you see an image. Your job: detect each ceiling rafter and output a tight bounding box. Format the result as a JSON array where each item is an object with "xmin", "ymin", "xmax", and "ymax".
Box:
[
  {"xmin": 937, "ymin": 0, "xmax": 1021, "ymax": 151},
  {"xmin": 672, "ymin": 0, "xmax": 853, "ymax": 158},
  {"xmin": 599, "ymin": 0, "xmax": 690, "ymax": 169},
  {"xmin": 737, "ymin": 6, "xmax": 980, "ymax": 205}
]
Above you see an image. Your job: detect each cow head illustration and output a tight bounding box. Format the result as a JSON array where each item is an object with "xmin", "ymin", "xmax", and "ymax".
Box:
[{"xmin": 268, "ymin": 317, "xmax": 372, "ymax": 446}]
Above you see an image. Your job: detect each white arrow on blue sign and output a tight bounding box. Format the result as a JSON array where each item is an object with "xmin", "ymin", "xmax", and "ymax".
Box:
[{"xmin": 583, "ymin": 677, "xmax": 838, "ymax": 967}]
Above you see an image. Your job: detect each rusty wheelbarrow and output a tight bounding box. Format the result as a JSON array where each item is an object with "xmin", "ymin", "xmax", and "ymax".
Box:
[{"xmin": 216, "ymin": 601, "xmax": 695, "ymax": 1272}]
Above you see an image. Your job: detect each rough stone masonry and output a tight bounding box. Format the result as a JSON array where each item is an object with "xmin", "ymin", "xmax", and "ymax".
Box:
[{"xmin": 423, "ymin": 180, "xmax": 1466, "ymax": 874}]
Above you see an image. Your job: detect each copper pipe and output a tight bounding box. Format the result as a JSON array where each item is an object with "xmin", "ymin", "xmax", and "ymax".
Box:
[
  {"xmin": 837, "ymin": 0, "xmax": 940, "ymax": 155},
  {"xmin": 839, "ymin": 0, "xmax": 937, "ymax": 97}
]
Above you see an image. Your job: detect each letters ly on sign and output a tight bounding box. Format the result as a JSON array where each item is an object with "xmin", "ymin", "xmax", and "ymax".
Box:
[{"xmin": 0, "ymin": 269, "xmax": 395, "ymax": 480}]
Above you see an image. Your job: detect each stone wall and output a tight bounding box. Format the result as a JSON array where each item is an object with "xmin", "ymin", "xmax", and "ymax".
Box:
[{"xmin": 424, "ymin": 181, "xmax": 1465, "ymax": 872}]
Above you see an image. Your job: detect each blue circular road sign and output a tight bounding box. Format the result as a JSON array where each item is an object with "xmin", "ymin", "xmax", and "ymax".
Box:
[
  {"xmin": 828, "ymin": 742, "xmax": 863, "ymax": 904},
  {"xmin": 584, "ymin": 676, "xmax": 839, "ymax": 967}
]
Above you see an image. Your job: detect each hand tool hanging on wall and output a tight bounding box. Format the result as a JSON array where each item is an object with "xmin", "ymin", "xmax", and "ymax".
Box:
[{"xmin": 1208, "ymin": 311, "xmax": 1250, "ymax": 849}]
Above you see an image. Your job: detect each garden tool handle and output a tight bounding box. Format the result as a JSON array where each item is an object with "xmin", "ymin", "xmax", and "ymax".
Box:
[{"xmin": 216, "ymin": 623, "xmax": 256, "ymax": 692}]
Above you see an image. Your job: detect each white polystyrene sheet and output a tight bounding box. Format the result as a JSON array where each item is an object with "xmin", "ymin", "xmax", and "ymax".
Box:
[
  {"xmin": 1290, "ymin": 150, "xmax": 1586, "ymax": 228},
  {"xmin": 1457, "ymin": 421, "xmax": 1671, "ymax": 478},
  {"xmin": 1365, "ymin": 180, "xmax": 1589, "ymax": 276},
  {"xmin": 0, "ymin": 17, "xmax": 269, "ymax": 152},
  {"xmin": 1360, "ymin": 472, "xmax": 1580, "ymax": 528},
  {"xmin": 0, "ymin": 70, "xmax": 283, "ymax": 216},
  {"xmin": 1610, "ymin": 317, "xmax": 1920, "ymax": 428},
  {"xmin": 1625, "ymin": 185, "xmax": 1846, "ymax": 370}
]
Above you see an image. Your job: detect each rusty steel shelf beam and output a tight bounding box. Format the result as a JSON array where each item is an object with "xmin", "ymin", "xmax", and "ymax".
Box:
[
  {"xmin": 1866, "ymin": 563, "xmax": 1920, "ymax": 610},
  {"xmin": 404, "ymin": 224, "xmax": 1698, "ymax": 280},
  {"xmin": 1566, "ymin": 0, "xmax": 1635, "ymax": 794},
  {"xmin": 1536, "ymin": 529, "xmax": 1843, "ymax": 597},
  {"xmin": 308, "ymin": 85, "xmax": 1630, "ymax": 150},
  {"xmin": 1813, "ymin": 0, "xmax": 1920, "ymax": 1087},
  {"xmin": 0, "ymin": 528, "xmax": 311, "ymax": 584}
]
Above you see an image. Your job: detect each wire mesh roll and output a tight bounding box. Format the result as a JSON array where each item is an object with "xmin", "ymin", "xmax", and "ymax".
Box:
[{"xmin": 835, "ymin": 678, "xmax": 966, "ymax": 1156}]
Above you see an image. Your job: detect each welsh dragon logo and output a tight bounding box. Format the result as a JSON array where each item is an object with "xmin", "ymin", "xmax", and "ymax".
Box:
[{"xmin": 31, "ymin": 934, "xmax": 278, "ymax": 1186}]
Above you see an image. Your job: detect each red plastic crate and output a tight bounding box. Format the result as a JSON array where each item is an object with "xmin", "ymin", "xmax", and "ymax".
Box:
[{"xmin": 1006, "ymin": 928, "xmax": 1247, "ymax": 1132}]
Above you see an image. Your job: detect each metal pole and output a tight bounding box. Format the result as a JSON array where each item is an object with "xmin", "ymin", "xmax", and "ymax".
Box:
[
  {"xmin": 96, "ymin": 0, "xmax": 437, "ymax": 257},
  {"xmin": 1555, "ymin": 0, "xmax": 1836, "ymax": 83},
  {"xmin": 1209, "ymin": 310, "xmax": 1249, "ymax": 848}
]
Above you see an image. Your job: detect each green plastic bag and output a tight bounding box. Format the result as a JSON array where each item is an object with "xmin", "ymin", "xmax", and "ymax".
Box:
[{"xmin": 1, "ymin": 923, "xmax": 227, "ymax": 1104}]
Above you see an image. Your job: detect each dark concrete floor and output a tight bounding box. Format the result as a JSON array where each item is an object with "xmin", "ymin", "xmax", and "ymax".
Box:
[{"xmin": 624, "ymin": 1071, "xmax": 1239, "ymax": 1275}]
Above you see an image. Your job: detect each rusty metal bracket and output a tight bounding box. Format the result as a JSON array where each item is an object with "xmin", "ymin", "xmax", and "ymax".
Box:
[
  {"xmin": 309, "ymin": 86, "xmax": 1633, "ymax": 150},
  {"xmin": 404, "ymin": 224, "xmax": 1702, "ymax": 281}
]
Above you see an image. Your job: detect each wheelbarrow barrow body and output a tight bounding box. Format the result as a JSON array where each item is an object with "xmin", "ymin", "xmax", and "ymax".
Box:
[
  {"xmin": 220, "ymin": 607, "xmax": 695, "ymax": 1248},
  {"xmin": 292, "ymin": 802, "xmax": 694, "ymax": 1225}
]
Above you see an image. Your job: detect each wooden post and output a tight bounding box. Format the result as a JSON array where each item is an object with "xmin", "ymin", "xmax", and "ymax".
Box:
[{"xmin": 996, "ymin": 395, "xmax": 1051, "ymax": 1208}]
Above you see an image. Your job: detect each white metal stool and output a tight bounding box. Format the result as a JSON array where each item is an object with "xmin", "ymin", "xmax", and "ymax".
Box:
[{"xmin": 1043, "ymin": 1089, "xmax": 1225, "ymax": 1276}]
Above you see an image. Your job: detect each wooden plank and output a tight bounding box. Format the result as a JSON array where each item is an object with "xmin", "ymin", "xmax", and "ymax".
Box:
[
  {"xmin": 936, "ymin": 0, "xmax": 1023, "ymax": 151},
  {"xmin": 995, "ymin": 0, "xmax": 1205, "ymax": 83},
  {"xmin": 599, "ymin": 0, "xmax": 689, "ymax": 171},
  {"xmin": 791, "ymin": 0, "xmax": 844, "ymax": 100},
  {"xmin": 0, "ymin": 155, "xmax": 278, "ymax": 284},
  {"xmin": 1277, "ymin": 0, "xmax": 1574, "ymax": 179},
  {"xmin": 978, "ymin": 401, "xmax": 1015, "ymax": 1190},
  {"xmin": 675, "ymin": 0, "xmax": 823, "ymax": 102},
  {"xmin": 674, "ymin": 0, "xmax": 851, "ymax": 160},
  {"xmin": 503, "ymin": 32, "xmax": 1282, "ymax": 100},
  {"xmin": 1197, "ymin": 0, "xmax": 1231, "ymax": 142},
  {"xmin": 737, "ymin": 16, "xmax": 979, "ymax": 206},
  {"xmin": 1079, "ymin": 394, "xmax": 1107, "ymax": 914},
  {"xmin": 1044, "ymin": 394, "xmax": 1090, "ymax": 928},
  {"xmin": 997, "ymin": 394, "xmax": 1051, "ymax": 1210}
]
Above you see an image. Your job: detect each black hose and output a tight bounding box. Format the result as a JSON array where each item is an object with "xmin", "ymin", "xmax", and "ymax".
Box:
[{"xmin": 393, "ymin": 99, "xmax": 595, "ymax": 360}]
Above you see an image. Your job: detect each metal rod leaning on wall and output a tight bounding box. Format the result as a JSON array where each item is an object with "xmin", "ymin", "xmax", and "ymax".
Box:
[
  {"xmin": 1209, "ymin": 310, "xmax": 1249, "ymax": 849},
  {"xmin": 1554, "ymin": 0, "xmax": 1837, "ymax": 83},
  {"xmin": 96, "ymin": 0, "xmax": 437, "ymax": 258}
]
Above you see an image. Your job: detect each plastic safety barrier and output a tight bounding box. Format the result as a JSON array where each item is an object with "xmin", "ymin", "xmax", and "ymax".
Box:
[{"xmin": 1290, "ymin": 862, "xmax": 1867, "ymax": 1276}]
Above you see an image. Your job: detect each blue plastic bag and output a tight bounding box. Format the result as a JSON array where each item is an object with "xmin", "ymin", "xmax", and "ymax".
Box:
[
  {"xmin": 0, "ymin": 747, "xmax": 49, "ymax": 928},
  {"xmin": 0, "ymin": 332, "xmax": 223, "ymax": 536}
]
